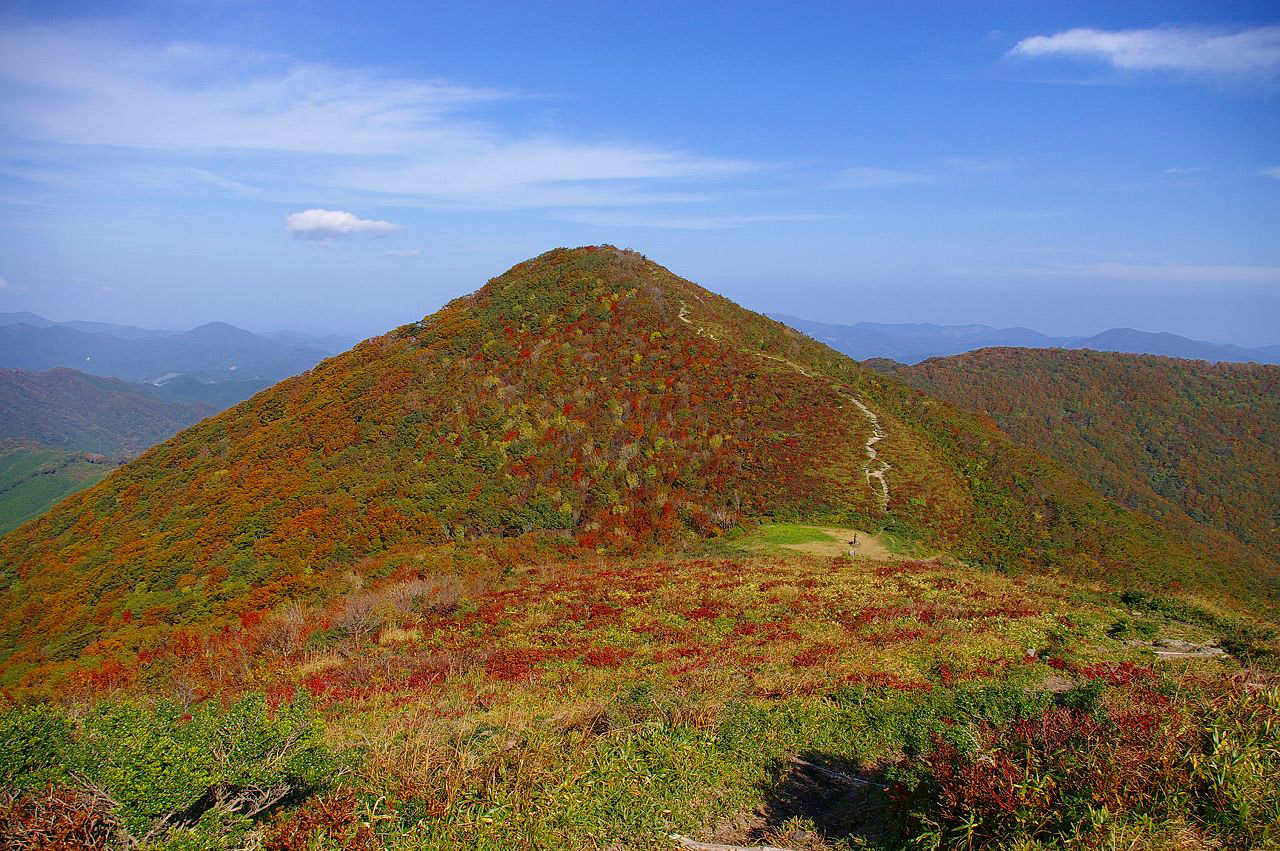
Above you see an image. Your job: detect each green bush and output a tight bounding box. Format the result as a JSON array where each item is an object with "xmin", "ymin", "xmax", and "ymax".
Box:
[
  {"xmin": 0, "ymin": 702, "xmax": 74, "ymax": 790},
  {"xmin": 0, "ymin": 694, "xmax": 335, "ymax": 848}
]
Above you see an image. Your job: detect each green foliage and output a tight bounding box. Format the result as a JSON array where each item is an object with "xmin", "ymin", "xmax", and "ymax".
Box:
[
  {"xmin": 0, "ymin": 446, "xmax": 113, "ymax": 534},
  {"xmin": 0, "ymin": 702, "xmax": 74, "ymax": 790},
  {"xmin": 0, "ymin": 694, "xmax": 335, "ymax": 847}
]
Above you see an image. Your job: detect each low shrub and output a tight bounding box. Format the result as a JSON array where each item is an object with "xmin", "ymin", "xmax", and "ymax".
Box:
[
  {"xmin": 0, "ymin": 694, "xmax": 337, "ymax": 849},
  {"xmin": 897, "ymin": 676, "xmax": 1280, "ymax": 848}
]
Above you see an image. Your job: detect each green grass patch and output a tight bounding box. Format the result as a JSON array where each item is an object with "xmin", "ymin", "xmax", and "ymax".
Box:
[{"xmin": 0, "ymin": 447, "xmax": 113, "ymax": 535}]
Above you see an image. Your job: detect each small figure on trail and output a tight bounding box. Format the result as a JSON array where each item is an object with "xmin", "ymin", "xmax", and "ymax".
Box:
[{"xmin": 848, "ymin": 534, "xmax": 858, "ymax": 556}]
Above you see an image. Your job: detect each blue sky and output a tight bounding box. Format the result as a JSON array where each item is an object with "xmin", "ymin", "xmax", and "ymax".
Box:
[{"xmin": 1, "ymin": 1, "xmax": 1277, "ymax": 344}]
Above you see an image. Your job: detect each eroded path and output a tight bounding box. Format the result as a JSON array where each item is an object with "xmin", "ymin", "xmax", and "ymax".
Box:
[{"xmin": 677, "ymin": 302, "xmax": 890, "ymax": 511}]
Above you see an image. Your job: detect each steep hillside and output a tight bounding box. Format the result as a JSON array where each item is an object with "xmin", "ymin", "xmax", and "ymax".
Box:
[
  {"xmin": 873, "ymin": 348, "xmax": 1280, "ymax": 562},
  {"xmin": 0, "ymin": 367, "xmax": 214, "ymax": 456},
  {"xmin": 1, "ymin": 247, "xmax": 1276, "ymax": 693}
]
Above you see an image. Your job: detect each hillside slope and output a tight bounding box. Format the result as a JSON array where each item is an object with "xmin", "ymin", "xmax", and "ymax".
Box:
[
  {"xmin": 1, "ymin": 247, "xmax": 1276, "ymax": 691},
  {"xmin": 871, "ymin": 347, "xmax": 1280, "ymax": 564}
]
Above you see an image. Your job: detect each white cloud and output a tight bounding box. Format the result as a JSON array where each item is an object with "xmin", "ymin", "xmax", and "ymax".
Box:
[
  {"xmin": 1163, "ymin": 167, "xmax": 1209, "ymax": 175},
  {"xmin": 385, "ymin": 248, "xmax": 421, "ymax": 259},
  {"xmin": 0, "ymin": 25, "xmax": 755, "ymax": 209},
  {"xmin": 830, "ymin": 167, "xmax": 933, "ymax": 189},
  {"xmin": 1010, "ymin": 26, "xmax": 1280, "ymax": 76},
  {"xmin": 1262, "ymin": 166, "xmax": 1280, "ymax": 180},
  {"xmin": 0, "ymin": 276, "xmax": 8, "ymax": 290},
  {"xmin": 284, "ymin": 209, "xmax": 401, "ymax": 241}
]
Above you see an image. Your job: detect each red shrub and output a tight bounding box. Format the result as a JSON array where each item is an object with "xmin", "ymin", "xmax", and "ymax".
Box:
[
  {"xmin": 0, "ymin": 787, "xmax": 123, "ymax": 849},
  {"xmin": 582, "ymin": 647, "xmax": 634, "ymax": 668},
  {"xmin": 791, "ymin": 642, "xmax": 837, "ymax": 668},
  {"xmin": 907, "ymin": 692, "xmax": 1200, "ymax": 846},
  {"xmin": 484, "ymin": 647, "xmax": 548, "ymax": 681},
  {"xmin": 263, "ymin": 790, "xmax": 377, "ymax": 851}
]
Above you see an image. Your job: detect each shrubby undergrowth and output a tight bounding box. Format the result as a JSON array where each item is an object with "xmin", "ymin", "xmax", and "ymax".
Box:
[{"xmin": 1, "ymin": 694, "xmax": 335, "ymax": 849}]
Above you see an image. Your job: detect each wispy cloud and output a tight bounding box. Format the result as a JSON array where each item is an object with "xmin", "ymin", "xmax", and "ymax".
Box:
[
  {"xmin": 830, "ymin": 167, "xmax": 933, "ymax": 189},
  {"xmin": 943, "ymin": 157, "xmax": 1017, "ymax": 174},
  {"xmin": 0, "ymin": 24, "xmax": 755, "ymax": 209},
  {"xmin": 1010, "ymin": 262, "xmax": 1280, "ymax": 286},
  {"xmin": 830, "ymin": 157, "xmax": 1015, "ymax": 190},
  {"xmin": 384, "ymin": 248, "xmax": 421, "ymax": 259},
  {"xmin": 555, "ymin": 211, "xmax": 839, "ymax": 230},
  {"xmin": 1262, "ymin": 166, "xmax": 1280, "ymax": 180},
  {"xmin": 284, "ymin": 209, "xmax": 400, "ymax": 241},
  {"xmin": 1010, "ymin": 26, "xmax": 1280, "ymax": 76}
]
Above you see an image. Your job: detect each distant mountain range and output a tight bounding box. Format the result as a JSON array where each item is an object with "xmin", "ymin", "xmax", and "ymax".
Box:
[
  {"xmin": 0, "ymin": 316, "xmax": 332, "ymax": 384},
  {"xmin": 0, "ymin": 314, "xmax": 355, "ymax": 533},
  {"xmin": 768, "ymin": 314, "xmax": 1280, "ymax": 366},
  {"xmin": 0, "ymin": 311, "xmax": 357, "ymax": 352}
]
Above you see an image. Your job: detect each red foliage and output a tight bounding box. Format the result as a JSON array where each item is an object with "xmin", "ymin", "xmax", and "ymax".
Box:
[
  {"xmin": 1077, "ymin": 661, "xmax": 1155, "ymax": 686},
  {"xmin": 910, "ymin": 693, "xmax": 1200, "ymax": 845},
  {"xmin": 262, "ymin": 790, "xmax": 377, "ymax": 851},
  {"xmin": 0, "ymin": 786, "xmax": 123, "ymax": 850},
  {"xmin": 484, "ymin": 648, "xmax": 548, "ymax": 682},
  {"xmin": 791, "ymin": 642, "xmax": 836, "ymax": 668},
  {"xmin": 873, "ymin": 559, "xmax": 938, "ymax": 577},
  {"xmin": 581, "ymin": 647, "xmax": 633, "ymax": 668}
]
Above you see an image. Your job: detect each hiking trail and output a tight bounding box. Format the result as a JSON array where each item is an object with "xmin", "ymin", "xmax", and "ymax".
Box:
[{"xmin": 677, "ymin": 302, "xmax": 890, "ymax": 510}]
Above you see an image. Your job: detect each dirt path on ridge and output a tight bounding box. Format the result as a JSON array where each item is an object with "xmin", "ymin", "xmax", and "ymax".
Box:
[{"xmin": 676, "ymin": 301, "xmax": 891, "ymax": 510}]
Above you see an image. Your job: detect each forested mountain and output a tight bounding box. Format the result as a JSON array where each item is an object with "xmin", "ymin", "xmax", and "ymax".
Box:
[
  {"xmin": 2, "ymin": 246, "xmax": 1276, "ymax": 695},
  {"xmin": 0, "ymin": 367, "xmax": 218, "ymax": 533},
  {"xmin": 0, "ymin": 367, "xmax": 214, "ymax": 457},
  {"xmin": 0, "ymin": 320, "xmax": 329, "ymax": 382},
  {"xmin": 774, "ymin": 314, "xmax": 1280, "ymax": 365},
  {"xmin": 871, "ymin": 348, "xmax": 1280, "ymax": 565}
]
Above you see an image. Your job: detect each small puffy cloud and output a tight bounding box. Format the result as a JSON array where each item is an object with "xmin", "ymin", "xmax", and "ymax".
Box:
[
  {"xmin": 1010, "ymin": 26, "xmax": 1280, "ymax": 76},
  {"xmin": 284, "ymin": 209, "xmax": 401, "ymax": 241},
  {"xmin": 385, "ymin": 248, "xmax": 421, "ymax": 259},
  {"xmin": 831, "ymin": 167, "xmax": 933, "ymax": 189},
  {"xmin": 1262, "ymin": 166, "xmax": 1280, "ymax": 180}
]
